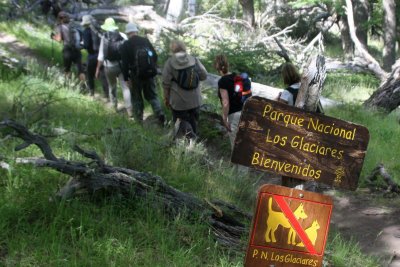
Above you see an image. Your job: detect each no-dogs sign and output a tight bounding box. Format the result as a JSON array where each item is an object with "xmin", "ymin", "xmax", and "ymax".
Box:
[{"xmin": 245, "ymin": 185, "xmax": 333, "ymax": 267}]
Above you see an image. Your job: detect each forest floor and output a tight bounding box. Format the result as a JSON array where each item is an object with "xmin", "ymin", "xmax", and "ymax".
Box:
[{"xmin": 1, "ymin": 30, "xmax": 400, "ymax": 267}]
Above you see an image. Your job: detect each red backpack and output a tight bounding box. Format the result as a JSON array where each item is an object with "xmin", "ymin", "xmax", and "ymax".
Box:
[{"xmin": 233, "ymin": 73, "xmax": 252, "ymax": 103}]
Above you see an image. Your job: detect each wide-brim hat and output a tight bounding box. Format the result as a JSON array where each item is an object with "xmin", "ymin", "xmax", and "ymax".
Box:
[
  {"xmin": 81, "ymin": 15, "xmax": 93, "ymax": 26},
  {"xmin": 125, "ymin": 22, "xmax": 139, "ymax": 34},
  {"xmin": 101, "ymin": 17, "xmax": 118, "ymax": 31}
]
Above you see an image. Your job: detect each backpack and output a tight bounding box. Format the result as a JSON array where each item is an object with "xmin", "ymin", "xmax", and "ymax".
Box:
[
  {"xmin": 104, "ymin": 31, "xmax": 124, "ymax": 61},
  {"xmin": 233, "ymin": 72, "xmax": 252, "ymax": 103},
  {"xmin": 286, "ymin": 86, "xmax": 299, "ymax": 104},
  {"xmin": 286, "ymin": 86, "xmax": 324, "ymax": 114},
  {"xmin": 89, "ymin": 24, "xmax": 102, "ymax": 52},
  {"xmin": 135, "ymin": 46, "xmax": 157, "ymax": 79},
  {"xmin": 174, "ymin": 62, "xmax": 200, "ymax": 90},
  {"xmin": 67, "ymin": 21, "xmax": 83, "ymax": 50}
]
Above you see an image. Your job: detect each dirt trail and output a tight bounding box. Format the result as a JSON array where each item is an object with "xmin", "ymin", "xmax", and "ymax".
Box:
[
  {"xmin": 0, "ymin": 31, "xmax": 49, "ymax": 67},
  {"xmin": 331, "ymin": 192, "xmax": 400, "ymax": 266},
  {"xmin": 2, "ymin": 30, "xmax": 400, "ymax": 267}
]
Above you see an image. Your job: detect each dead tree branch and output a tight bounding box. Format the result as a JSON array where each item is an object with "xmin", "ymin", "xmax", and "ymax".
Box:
[
  {"xmin": 365, "ymin": 163, "xmax": 400, "ymax": 194},
  {"xmin": 1, "ymin": 119, "xmax": 249, "ymax": 250}
]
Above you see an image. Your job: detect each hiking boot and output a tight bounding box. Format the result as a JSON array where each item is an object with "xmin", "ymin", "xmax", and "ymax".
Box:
[{"xmin": 158, "ymin": 114, "xmax": 166, "ymax": 126}]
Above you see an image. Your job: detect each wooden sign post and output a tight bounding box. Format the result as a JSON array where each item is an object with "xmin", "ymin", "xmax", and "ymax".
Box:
[
  {"xmin": 232, "ymin": 97, "xmax": 370, "ymax": 190},
  {"xmin": 245, "ymin": 185, "xmax": 333, "ymax": 267}
]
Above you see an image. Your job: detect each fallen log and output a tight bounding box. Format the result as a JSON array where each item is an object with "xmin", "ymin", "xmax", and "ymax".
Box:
[
  {"xmin": 363, "ymin": 59, "xmax": 400, "ymax": 113},
  {"xmin": 365, "ymin": 163, "xmax": 400, "ymax": 194},
  {"xmin": 0, "ymin": 119, "xmax": 250, "ymax": 250}
]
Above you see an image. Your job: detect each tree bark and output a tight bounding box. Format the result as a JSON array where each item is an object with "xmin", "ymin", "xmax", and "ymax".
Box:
[
  {"xmin": 382, "ymin": 0, "xmax": 397, "ymax": 71},
  {"xmin": 363, "ymin": 60, "xmax": 400, "ymax": 112},
  {"xmin": 0, "ymin": 119, "xmax": 250, "ymax": 250},
  {"xmin": 339, "ymin": 15, "xmax": 354, "ymax": 60},
  {"xmin": 295, "ymin": 54, "xmax": 326, "ymax": 112},
  {"xmin": 239, "ymin": 0, "xmax": 255, "ymax": 27}
]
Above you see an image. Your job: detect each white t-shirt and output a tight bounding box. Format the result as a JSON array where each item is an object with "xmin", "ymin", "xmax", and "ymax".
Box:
[{"xmin": 97, "ymin": 31, "xmax": 127, "ymax": 67}]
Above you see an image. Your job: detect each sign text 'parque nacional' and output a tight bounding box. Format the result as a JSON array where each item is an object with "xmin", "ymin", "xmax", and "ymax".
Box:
[
  {"xmin": 245, "ymin": 185, "xmax": 333, "ymax": 267},
  {"xmin": 232, "ymin": 97, "xmax": 369, "ymax": 190}
]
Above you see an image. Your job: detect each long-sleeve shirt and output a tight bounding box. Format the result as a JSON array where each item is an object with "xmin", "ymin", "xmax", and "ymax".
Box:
[
  {"xmin": 97, "ymin": 31, "xmax": 127, "ymax": 68},
  {"xmin": 162, "ymin": 52, "xmax": 208, "ymax": 110},
  {"xmin": 120, "ymin": 35, "xmax": 158, "ymax": 81}
]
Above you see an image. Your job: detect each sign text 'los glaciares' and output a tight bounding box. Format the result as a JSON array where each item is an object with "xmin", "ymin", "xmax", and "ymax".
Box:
[{"xmin": 231, "ymin": 97, "xmax": 370, "ymax": 190}]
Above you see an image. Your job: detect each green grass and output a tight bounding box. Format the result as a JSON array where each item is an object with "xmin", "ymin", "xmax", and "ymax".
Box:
[
  {"xmin": 325, "ymin": 104, "xmax": 400, "ymax": 185},
  {"xmin": 322, "ymin": 72, "xmax": 380, "ymax": 104},
  {"xmin": 326, "ymin": 233, "xmax": 381, "ymax": 267}
]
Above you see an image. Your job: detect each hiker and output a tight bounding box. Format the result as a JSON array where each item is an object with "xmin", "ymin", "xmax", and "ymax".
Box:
[
  {"xmin": 81, "ymin": 15, "xmax": 108, "ymax": 99},
  {"xmin": 162, "ymin": 40, "xmax": 208, "ymax": 139},
  {"xmin": 95, "ymin": 17, "xmax": 132, "ymax": 117},
  {"xmin": 120, "ymin": 22, "xmax": 165, "ymax": 124},
  {"xmin": 278, "ymin": 62, "xmax": 301, "ymax": 106},
  {"xmin": 279, "ymin": 62, "xmax": 324, "ymax": 112},
  {"xmin": 51, "ymin": 11, "xmax": 85, "ymax": 81},
  {"xmin": 214, "ymin": 54, "xmax": 245, "ymax": 149}
]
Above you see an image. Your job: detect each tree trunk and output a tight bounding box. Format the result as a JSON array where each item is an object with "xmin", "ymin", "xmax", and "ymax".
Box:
[
  {"xmin": 353, "ymin": 0, "xmax": 369, "ymax": 51},
  {"xmin": 339, "ymin": 14, "xmax": 354, "ymax": 60},
  {"xmin": 166, "ymin": 0, "xmax": 184, "ymax": 23},
  {"xmin": 363, "ymin": 60, "xmax": 400, "ymax": 112},
  {"xmin": 239, "ymin": 0, "xmax": 255, "ymax": 27},
  {"xmin": 295, "ymin": 54, "xmax": 327, "ymax": 112},
  {"xmin": 345, "ymin": 0, "xmax": 387, "ymax": 81},
  {"xmin": 382, "ymin": 0, "xmax": 397, "ymax": 71}
]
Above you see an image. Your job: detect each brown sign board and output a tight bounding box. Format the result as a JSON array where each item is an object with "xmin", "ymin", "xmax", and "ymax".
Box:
[
  {"xmin": 245, "ymin": 185, "xmax": 333, "ymax": 267},
  {"xmin": 231, "ymin": 97, "xmax": 369, "ymax": 190}
]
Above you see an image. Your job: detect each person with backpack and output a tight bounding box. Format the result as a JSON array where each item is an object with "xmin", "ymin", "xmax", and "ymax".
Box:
[
  {"xmin": 162, "ymin": 40, "xmax": 208, "ymax": 139},
  {"xmin": 279, "ymin": 63, "xmax": 324, "ymax": 112},
  {"xmin": 51, "ymin": 11, "xmax": 85, "ymax": 81},
  {"xmin": 81, "ymin": 15, "xmax": 109, "ymax": 99},
  {"xmin": 95, "ymin": 17, "xmax": 132, "ymax": 117},
  {"xmin": 120, "ymin": 22, "xmax": 165, "ymax": 124},
  {"xmin": 214, "ymin": 54, "xmax": 250, "ymax": 150},
  {"xmin": 278, "ymin": 62, "xmax": 301, "ymax": 106}
]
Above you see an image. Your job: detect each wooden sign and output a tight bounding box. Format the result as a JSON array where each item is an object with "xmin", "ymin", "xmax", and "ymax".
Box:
[
  {"xmin": 245, "ymin": 185, "xmax": 333, "ymax": 267},
  {"xmin": 231, "ymin": 97, "xmax": 369, "ymax": 190}
]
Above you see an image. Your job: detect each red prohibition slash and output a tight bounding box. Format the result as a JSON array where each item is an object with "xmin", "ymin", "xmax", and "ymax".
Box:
[{"xmin": 273, "ymin": 195, "xmax": 317, "ymax": 255}]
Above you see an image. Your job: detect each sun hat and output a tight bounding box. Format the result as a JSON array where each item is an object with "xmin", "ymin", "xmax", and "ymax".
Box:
[
  {"xmin": 81, "ymin": 15, "xmax": 93, "ymax": 26},
  {"xmin": 125, "ymin": 22, "xmax": 139, "ymax": 34},
  {"xmin": 101, "ymin": 17, "xmax": 118, "ymax": 31}
]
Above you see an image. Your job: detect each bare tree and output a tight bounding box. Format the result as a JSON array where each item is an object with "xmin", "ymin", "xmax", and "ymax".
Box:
[
  {"xmin": 382, "ymin": 0, "xmax": 397, "ymax": 71},
  {"xmin": 339, "ymin": 14, "xmax": 354, "ymax": 60},
  {"xmin": 345, "ymin": 0, "xmax": 387, "ymax": 81},
  {"xmin": 239, "ymin": 0, "xmax": 255, "ymax": 27},
  {"xmin": 353, "ymin": 0, "xmax": 369, "ymax": 50}
]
